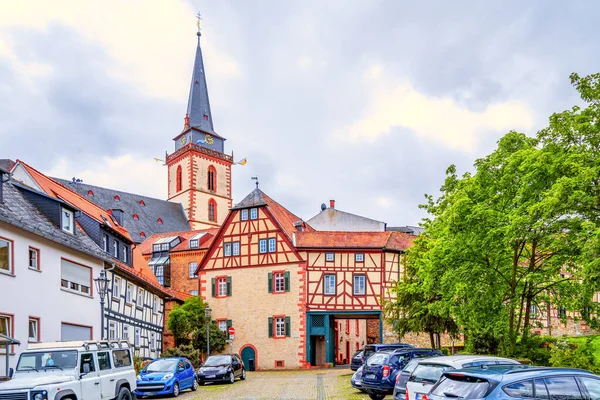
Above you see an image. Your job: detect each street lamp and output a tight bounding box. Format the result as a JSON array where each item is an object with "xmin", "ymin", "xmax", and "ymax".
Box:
[
  {"xmin": 204, "ymin": 305, "xmax": 212, "ymax": 358},
  {"xmin": 94, "ymin": 270, "xmax": 110, "ymax": 340}
]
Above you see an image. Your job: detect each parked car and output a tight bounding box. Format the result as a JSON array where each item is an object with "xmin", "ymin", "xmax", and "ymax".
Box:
[
  {"xmin": 196, "ymin": 354, "xmax": 246, "ymax": 385},
  {"xmin": 136, "ymin": 357, "xmax": 197, "ymax": 397},
  {"xmin": 351, "ymin": 349, "xmax": 365, "ymax": 371},
  {"xmin": 405, "ymin": 355, "xmax": 520, "ymax": 400},
  {"xmin": 0, "ymin": 340, "xmax": 136, "ymax": 400},
  {"xmin": 361, "ymin": 343, "xmax": 414, "ymax": 366},
  {"xmin": 394, "ymin": 357, "xmax": 440, "ymax": 399},
  {"xmin": 362, "ymin": 348, "xmax": 444, "ymax": 400},
  {"xmin": 351, "ymin": 365, "xmax": 367, "ymax": 392},
  {"xmin": 429, "ymin": 365, "xmax": 600, "ymax": 400}
]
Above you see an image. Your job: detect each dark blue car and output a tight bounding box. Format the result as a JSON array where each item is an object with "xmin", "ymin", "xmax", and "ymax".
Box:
[
  {"xmin": 429, "ymin": 365, "xmax": 600, "ymax": 400},
  {"xmin": 362, "ymin": 348, "xmax": 444, "ymax": 400},
  {"xmin": 135, "ymin": 357, "xmax": 197, "ymax": 398},
  {"xmin": 351, "ymin": 350, "xmax": 364, "ymax": 371}
]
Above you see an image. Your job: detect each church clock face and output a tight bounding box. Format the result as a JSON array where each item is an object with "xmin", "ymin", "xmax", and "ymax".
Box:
[
  {"xmin": 204, "ymin": 134, "xmax": 214, "ymax": 145},
  {"xmin": 180, "ymin": 136, "xmax": 187, "ymax": 145}
]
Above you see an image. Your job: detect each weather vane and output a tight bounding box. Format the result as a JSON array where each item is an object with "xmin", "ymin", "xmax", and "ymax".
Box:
[
  {"xmin": 196, "ymin": 12, "xmax": 202, "ymax": 35},
  {"xmin": 251, "ymin": 176, "xmax": 259, "ymax": 188}
]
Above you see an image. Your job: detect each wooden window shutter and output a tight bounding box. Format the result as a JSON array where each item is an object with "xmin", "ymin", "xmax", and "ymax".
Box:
[
  {"xmin": 227, "ymin": 319, "xmax": 232, "ymax": 328},
  {"xmin": 268, "ymin": 317, "xmax": 273, "ymax": 338},
  {"xmin": 285, "ymin": 316, "xmax": 291, "ymax": 337},
  {"xmin": 211, "ymin": 278, "xmax": 216, "ymax": 297},
  {"xmin": 268, "ymin": 272, "xmax": 273, "ymax": 293},
  {"xmin": 284, "ymin": 271, "xmax": 290, "ymax": 292},
  {"xmin": 226, "ymin": 276, "xmax": 232, "ymax": 296}
]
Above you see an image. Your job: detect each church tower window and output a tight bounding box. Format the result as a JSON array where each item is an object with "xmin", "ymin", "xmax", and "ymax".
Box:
[
  {"xmin": 207, "ymin": 166, "xmax": 216, "ymax": 191},
  {"xmin": 208, "ymin": 199, "xmax": 217, "ymax": 222},
  {"xmin": 176, "ymin": 165, "xmax": 183, "ymax": 192}
]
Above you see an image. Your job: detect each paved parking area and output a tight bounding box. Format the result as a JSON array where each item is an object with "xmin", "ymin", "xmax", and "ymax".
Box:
[{"xmin": 170, "ymin": 368, "xmax": 375, "ymax": 399}]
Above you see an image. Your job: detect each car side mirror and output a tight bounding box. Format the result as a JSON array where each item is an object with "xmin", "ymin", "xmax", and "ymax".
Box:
[
  {"xmin": 82, "ymin": 363, "xmax": 91, "ymax": 374},
  {"xmin": 8, "ymin": 368, "xmax": 13, "ymax": 378}
]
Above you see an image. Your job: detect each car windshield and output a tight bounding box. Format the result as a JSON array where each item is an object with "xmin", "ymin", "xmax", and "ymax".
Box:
[
  {"xmin": 17, "ymin": 350, "xmax": 78, "ymax": 371},
  {"xmin": 403, "ymin": 359, "xmax": 419, "ymax": 372},
  {"xmin": 411, "ymin": 364, "xmax": 454, "ymax": 384},
  {"xmin": 145, "ymin": 359, "xmax": 177, "ymax": 372},
  {"xmin": 366, "ymin": 353, "xmax": 389, "ymax": 366},
  {"xmin": 431, "ymin": 376, "xmax": 491, "ymax": 399},
  {"xmin": 204, "ymin": 355, "xmax": 232, "ymax": 367}
]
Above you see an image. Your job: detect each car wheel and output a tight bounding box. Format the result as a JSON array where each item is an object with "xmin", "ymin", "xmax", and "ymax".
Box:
[
  {"xmin": 191, "ymin": 378, "xmax": 198, "ymax": 391},
  {"xmin": 368, "ymin": 393, "xmax": 386, "ymax": 400},
  {"xmin": 117, "ymin": 387, "xmax": 133, "ymax": 400},
  {"xmin": 172, "ymin": 382, "xmax": 180, "ymax": 397},
  {"xmin": 240, "ymin": 368, "xmax": 246, "ymax": 380},
  {"xmin": 228, "ymin": 371, "xmax": 235, "ymax": 384}
]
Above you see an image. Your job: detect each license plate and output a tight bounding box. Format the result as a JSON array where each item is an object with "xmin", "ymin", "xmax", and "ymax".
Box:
[
  {"xmin": 364, "ymin": 373, "xmax": 375, "ymax": 379},
  {"xmin": 207, "ymin": 375, "xmax": 216, "ymax": 378}
]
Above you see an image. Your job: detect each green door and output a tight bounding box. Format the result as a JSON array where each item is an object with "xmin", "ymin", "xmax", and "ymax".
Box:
[{"xmin": 241, "ymin": 346, "xmax": 256, "ymax": 371}]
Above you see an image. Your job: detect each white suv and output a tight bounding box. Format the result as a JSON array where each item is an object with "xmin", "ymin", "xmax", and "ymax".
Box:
[{"xmin": 0, "ymin": 340, "xmax": 137, "ymax": 400}]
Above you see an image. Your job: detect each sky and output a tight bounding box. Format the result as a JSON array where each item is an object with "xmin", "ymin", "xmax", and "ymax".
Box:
[{"xmin": 0, "ymin": 0, "xmax": 597, "ymax": 227}]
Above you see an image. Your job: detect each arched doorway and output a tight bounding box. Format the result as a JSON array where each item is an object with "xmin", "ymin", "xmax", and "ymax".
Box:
[{"xmin": 240, "ymin": 345, "xmax": 257, "ymax": 371}]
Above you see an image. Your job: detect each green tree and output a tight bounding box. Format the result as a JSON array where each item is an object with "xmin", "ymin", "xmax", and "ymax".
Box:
[{"xmin": 167, "ymin": 296, "xmax": 227, "ymax": 355}]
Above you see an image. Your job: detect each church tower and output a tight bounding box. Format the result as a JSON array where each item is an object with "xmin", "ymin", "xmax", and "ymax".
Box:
[{"xmin": 166, "ymin": 26, "xmax": 233, "ymax": 229}]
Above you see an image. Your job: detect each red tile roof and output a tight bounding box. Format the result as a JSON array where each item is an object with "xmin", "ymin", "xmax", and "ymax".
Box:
[
  {"xmin": 16, "ymin": 161, "xmax": 132, "ymax": 242},
  {"xmin": 138, "ymin": 228, "xmax": 218, "ymax": 255},
  {"xmin": 262, "ymin": 193, "xmax": 314, "ymax": 239},
  {"xmin": 295, "ymin": 231, "xmax": 415, "ymax": 251}
]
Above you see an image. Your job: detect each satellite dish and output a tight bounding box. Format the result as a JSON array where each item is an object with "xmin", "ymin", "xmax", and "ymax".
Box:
[{"xmin": 320, "ymin": 203, "xmax": 327, "ymax": 211}]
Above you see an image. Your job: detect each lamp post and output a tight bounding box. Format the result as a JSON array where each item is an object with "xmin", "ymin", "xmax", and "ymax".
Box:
[
  {"xmin": 204, "ymin": 305, "xmax": 212, "ymax": 358},
  {"xmin": 94, "ymin": 270, "xmax": 110, "ymax": 340}
]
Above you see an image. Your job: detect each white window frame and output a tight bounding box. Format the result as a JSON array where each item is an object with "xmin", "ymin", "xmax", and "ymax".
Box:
[
  {"xmin": 123, "ymin": 325, "xmax": 130, "ymax": 341},
  {"xmin": 60, "ymin": 259, "xmax": 92, "ymax": 296},
  {"xmin": 0, "ymin": 238, "xmax": 12, "ymax": 275},
  {"xmin": 150, "ymin": 332, "xmax": 156, "ymax": 350},
  {"xmin": 241, "ymin": 209, "xmax": 249, "ymax": 221},
  {"xmin": 153, "ymin": 296, "xmax": 159, "ymax": 314},
  {"xmin": 108, "ymin": 321, "xmax": 117, "ymax": 340},
  {"xmin": 0, "ymin": 315, "xmax": 11, "ymax": 352},
  {"xmin": 224, "ymin": 243, "xmax": 232, "ymax": 257},
  {"xmin": 274, "ymin": 272, "xmax": 285, "ymax": 293},
  {"xmin": 189, "ymin": 239, "xmax": 199, "ymax": 249},
  {"xmin": 275, "ymin": 317, "xmax": 285, "ymax": 338},
  {"xmin": 102, "ymin": 234, "xmax": 108, "ymax": 252},
  {"xmin": 126, "ymin": 283, "xmax": 133, "ymax": 304},
  {"xmin": 134, "ymin": 327, "xmax": 141, "ymax": 348},
  {"xmin": 137, "ymin": 288, "xmax": 144, "ymax": 307},
  {"xmin": 268, "ymin": 238, "xmax": 277, "ymax": 253},
  {"xmin": 218, "ymin": 320, "xmax": 227, "ymax": 332},
  {"xmin": 28, "ymin": 247, "xmax": 39, "ymax": 270},
  {"xmin": 61, "ymin": 208, "xmax": 74, "ymax": 234},
  {"xmin": 113, "ymin": 241, "xmax": 118, "ymax": 258},
  {"xmin": 355, "ymin": 253, "xmax": 364, "ymax": 262},
  {"xmin": 217, "ymin": 278, "xmax": 227, "ymax": 297},
  {"xmin": 113, "ymin": 276, "xmax": 121, "ymax": 299},
  {"xmin": 232, "ymin": 242, "xmax": 240, "ymax": 256},
  {"xmin": 325, "ymin": 252, "xmax": 335, "ymax": 262},
  {"xmin": 189, "ymin": 262, "xmax": 198, "ymax": 278},
  {"xmin": 122, "ymin": 246, "xmax": 128, "ymax": 263},
  {"xmin": 28, "ymin": 318, "xmax": 39, "ymax": 342},
  {"xmin": 190, "ymin": 290, "xmax": 198, "ymax": 296},
  {"xmin": 250, "ymin": 208, "xmax": 258, "ymax": 220},
  {"xmin": 324, "ymin": 274, "xmax": 336, "ymax": 295},
  {"xmin": 353, "ymin": 275, "xmax": 366, "ymax": 296},
  {"xmin": 259, "ymin": 239, "xmax": 267, "ymax": 254}
]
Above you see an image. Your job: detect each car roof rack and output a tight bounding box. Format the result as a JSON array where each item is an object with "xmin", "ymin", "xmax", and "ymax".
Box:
[
  {"xmin": 505, "ymin": 366, "xmax": 592, "ymax": 374},
  {"xmin": 28, "ymin": 339, "xmax": 131, "ymax": 351}
]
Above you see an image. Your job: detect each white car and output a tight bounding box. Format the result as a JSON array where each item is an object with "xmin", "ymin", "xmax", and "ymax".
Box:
[
  {"xmin": 0, "ymin": 340, "xmax": 137, "ymax": 400},
  {"xmin": 405, "ymin": 355, "xmax": 519, "ymax": 400}
]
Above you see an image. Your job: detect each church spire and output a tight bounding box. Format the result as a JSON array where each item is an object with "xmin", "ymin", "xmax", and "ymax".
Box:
[{"xmin": 185, "ymin": 13, "xmax": 215, "ymax": 134}]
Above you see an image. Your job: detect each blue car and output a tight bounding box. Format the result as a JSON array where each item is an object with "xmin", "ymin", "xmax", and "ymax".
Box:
[
  {"xmin": 429, "ymin": 365, "xmax": 600, "ymax": 400},
  {"xmin": 135, "ymin": 357, "xmax": 198, "ymax": 398}
]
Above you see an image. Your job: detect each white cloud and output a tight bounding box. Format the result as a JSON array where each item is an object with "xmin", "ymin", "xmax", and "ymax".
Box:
[
  {"xmin": 47, "ymin": 154, "xmax": 167, "ymax": 200},
  {"xmin": 0, "ymin": 0, "xmax": 241, "ymax": 100},
  {"xmin": 344, "ymin": 64, "xmax": 535, "ymax": 152}
]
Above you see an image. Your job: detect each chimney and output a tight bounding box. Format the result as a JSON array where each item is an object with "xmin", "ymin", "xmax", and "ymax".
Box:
[{"xmin": 330, "ymin": 199, "xmax": 335, "ymax": 209}]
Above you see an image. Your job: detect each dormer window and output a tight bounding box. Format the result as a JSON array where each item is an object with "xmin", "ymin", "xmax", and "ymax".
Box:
[
  {"xmin": 113, "ymin": 241, "xmax": 118, "ymax": 258},
  {"xmin": 157, "ymin": 218, "xmax": 163, "ymax": 224},
  {"xmin": 114, "ymin": 195, "xmax": 120, "ymax": 201},
  {"xmin": 189, "ymin": 239, "xmax": 199, "ymax": 249},
  {"xmin": 102, "ymin": 234, "xmax": 108, "ymax": 252},
  {"xmin": 123, "ymin": 246, "xmax": 128, "ymax": 263},
  {"xmin": 61, "ymin": 208, "xmax": 74, "ymax": 234},
  {"xmin": 133, "ymin": 214, "xmax": 139, "ymax": 220},
  {"xmin": 250, "ymin": 208, "xmax": 258, "ymax": 220},
  {"xmin": 140, "ymin": 232, "xmax": 146, "ymax": 238},
  {"xmin": 241, "ymin": 209, "xmax": 249, "ymax": 221},
  {"xmin": 140, "ymin": 200, "xmax": 145, "ymax": 206},
  {"xmin": 87, "ymin": 190, "xmax": 94, "ymax": 196}
]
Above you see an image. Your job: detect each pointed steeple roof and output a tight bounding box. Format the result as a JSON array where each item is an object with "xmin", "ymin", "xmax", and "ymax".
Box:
[{"xmin": 185, "ymin": 31, "xmax": 215, "ymax": 135}]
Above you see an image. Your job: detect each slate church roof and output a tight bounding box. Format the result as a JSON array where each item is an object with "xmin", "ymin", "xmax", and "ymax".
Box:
[
  {"xmin": 186, "ymin": 31, "xmax": 216, "ymax": 135},
  {"xmin": 54, "ymin": 178, "xmax": 190, "ymax": 244}
]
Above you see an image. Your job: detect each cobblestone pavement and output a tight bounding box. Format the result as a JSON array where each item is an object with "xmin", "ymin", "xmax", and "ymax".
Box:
[{"xmin": 167, "ymin": 368, "xmax": 378, "ymax": 399}]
